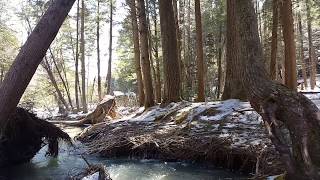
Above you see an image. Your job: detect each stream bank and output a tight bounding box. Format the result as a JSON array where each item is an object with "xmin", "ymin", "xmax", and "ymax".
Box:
[
  {"xmin": 1, "ymin": 125, "xmax": 247, "ymax": 180},
  {"xmin": 77, "ymin": 100, "xmax": 285, "ymax": 179}
]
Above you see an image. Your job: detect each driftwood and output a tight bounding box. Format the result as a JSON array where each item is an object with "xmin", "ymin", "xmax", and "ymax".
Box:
[
  {"xmin": 69, "ymin": 156, "xmax": 111, "ymax": 180},
  {"xmin": 0, "ymin": 107, "xmax": 71, "ymax": 167},
  {"xmin": 56, "ymin": 97, "xmax": 116, "ymax": 127}
]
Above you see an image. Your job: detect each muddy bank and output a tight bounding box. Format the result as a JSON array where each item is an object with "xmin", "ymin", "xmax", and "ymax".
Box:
[{"xmin": 77, "ymin": 100, "xmax": 285, "ymax": 178}]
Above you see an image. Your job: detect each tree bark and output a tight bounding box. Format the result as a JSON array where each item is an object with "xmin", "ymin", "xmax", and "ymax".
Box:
[
  {"xmin": 279, "ymin": 0, "xmax": 297, "ymax": 90},
  {"xmin": 159, "ymin": 0, "xmax": 181, "ymax": 103},
  {"xmin": 270, "ymin": 0, "xmax": 278, "ymax": 80},
  {"xmin": 80, "ymin": 0, "xmax": 88, "ymax": 113},
  {"xmin": 184, "ymin": 0, "xmax": 192, "ymax": 98},
  {"xmin": 216, "ymin": 22, "xmax": 223, "ymax": 99},
  {"xmin": 106, "ymin": 0, "xmax": 113, "ymax": 95},
  {"xmin": 0, "ymin": 0, "xmax": 76, "ymax": 127},
  {"xmin": 146, "ymin": 0, "xmax": 157, "ymax": 102},
  {"xmin": 178, "ymin": 0, "xmax": 185, "ymax": 97},
  {"xmin": 97, "ymin": 0, "xmax": 102, "ymax": 101},
  {"xmin": 237, "ymin": 0, "xmax": 320, "ymax": 179},
  {"xmin": 306, "ymin": 0, "xmax": 316, "ymax": 90},
  {"xmin": 222, "ymin": 0, "xmax": 246, "ymax": 100},
  {"xmin": 75, "ymin": 0, "xmax": 80, "ymax": 112},
  {"xmin": 128, "ymin": 0, "xmax": 145, "ymax": 106},
  {"xmin": 298, "ymin": 14, "xmax": 308, "ymax": 89},
  {"xmin": 152, "ymin": 0, "xmax": 161, "ymax": 103},
  {"xmin": 195, "ymin": 0, "xmax": 205, "ymax": 102},
  {"xmin": 137, "ymin": 0, "xmax": 155, "ymax": 107},
  {"xmin": 173, "ymin": 0, "xmax": 182, "ymax": 99},
  {"xmin": 0, "ymin": 66, "xmax": 3, "ymax": 85}
]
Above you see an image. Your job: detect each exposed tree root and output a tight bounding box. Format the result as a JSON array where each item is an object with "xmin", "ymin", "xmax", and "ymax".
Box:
[{"xmin": 0, "ymin": 107, "xmax": 71, "ymax": 167}]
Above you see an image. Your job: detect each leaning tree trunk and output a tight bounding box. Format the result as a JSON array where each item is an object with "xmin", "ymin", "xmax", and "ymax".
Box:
[
  {"xmin": 50, "ymin": 49, "xmax": 73, "ymax": 110},
  {"xmin": 237, "ymin": 0, "xmax": 320, "ymax": 179},
  {"xmin": 0, "ymin": 0, "xmax": 76, "ymax": 128},
  {"xmin": 41, "ymin": 58, "xmax": 70, "ymax": 112}
]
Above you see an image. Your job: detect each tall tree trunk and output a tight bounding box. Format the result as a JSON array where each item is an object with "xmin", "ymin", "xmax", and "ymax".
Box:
[
  {"xmin": 41, "ymin": 58, "xmax": 70, "ymax": 112},
  {"xmin": 216, "ymin": 21, "xmax": 223, "ymax": 99},
  {"xmin": 0, "ymin": 0, "xmax": 75, "ymax": 127},
  {"xmin": 221, "ymin": 0, "xmax": 246, "ymax": 100},
  {"xmin": 129, "ymin": 0, "xmax": 145, "ymax": 106},
  {"xmin": 237, "ymin": 0, "xmax": 320, "ymax": 179},
  {"xmin": 186, "ymin": 0, "xmax": 192, "ymax": 98},
  {"xmin": 279, "ymin": 0, "xmax": 297, "ymax": 90},
  {"xmin": 270, "ymin": 0, "xmax": 278, "ymax": 80},
  {"xmin": 195, "ymin": 0, "xmax": 205, "ymax": 102},
  {"xmin": 80, "ymin": 0, "xmax": 88, "ymax": 113},
  {"xmin": 173, "ymin": 0, "xmax": 182, "ymax": 99},
  {"xmin": 97, "ymin": 0, "xmax": 102, "ymax": 100},
  {"xmin": 159, "ymin": 0, "xmax": 181, "ymax": 103},
  {"xmin": 152, "ymin": 0, "xmax": 161, "ymax": 103},
  {"xmin": 306, "ymin": 0, "xmax": 316, "ymax": 90},
  {"xmin": 106, "ymin": 0, "xmax": 113, "ymax": 95},
  {"xmin": 137, "ymin": 0, "xmax": 155, "ymax": 107},
  {"xmin": 75, "ymin": 0, "xmax": 80, "ymax": 111},
  {"xmin": 178, "ymin": 0, "xmax": 185, "ymax": 97},
  {"xmin": 146, "ymin": 0, "xmax": 157, "ymax": 102},
  {"xmin": 298, "ymin": 14, "xmax": 308, "ymax": 89}
]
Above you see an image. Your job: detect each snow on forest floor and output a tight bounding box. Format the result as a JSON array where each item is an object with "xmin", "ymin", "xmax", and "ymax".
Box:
[
  {"xmin": 78, "ymin": 99, "xmax": 284, "ymax": 177},
  {"xmin": 113, "ymin": 99, "xmax": 266, "ymax": 148}
]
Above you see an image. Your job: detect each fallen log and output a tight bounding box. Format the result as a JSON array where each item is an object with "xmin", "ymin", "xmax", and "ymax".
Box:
[
  {"xmin": 54, "ymin": 97, "xmax": 116, "ymax": 127},
  {"xmin": 0, "ymin": 107, "xmax": 71, "ymax": 167}
]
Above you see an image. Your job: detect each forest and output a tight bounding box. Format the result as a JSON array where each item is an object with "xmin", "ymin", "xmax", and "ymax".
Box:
[{"xmin": 0, "ymin": 0, "xmax": 320, "ymax": 179}]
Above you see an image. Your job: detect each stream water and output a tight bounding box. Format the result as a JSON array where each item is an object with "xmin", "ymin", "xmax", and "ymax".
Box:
[{"xmin": 1, "ymin": 127, "xmax": 248, "ymax": 180}]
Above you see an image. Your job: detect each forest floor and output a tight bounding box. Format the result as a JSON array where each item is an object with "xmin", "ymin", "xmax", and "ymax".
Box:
[{"xmin": 68, "ymin": 99, "xmax": 289, "ymax": 179}]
